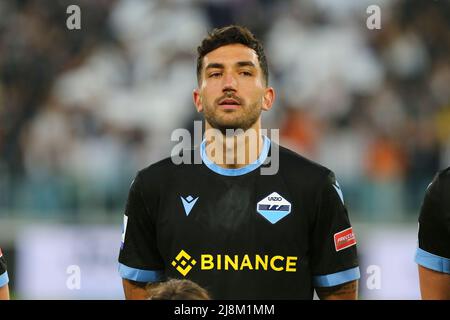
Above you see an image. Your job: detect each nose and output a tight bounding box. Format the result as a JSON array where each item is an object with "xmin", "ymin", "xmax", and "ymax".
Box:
[{"xmin": 222, "ymin": 72, "xmax": 237, "ymax": 92}]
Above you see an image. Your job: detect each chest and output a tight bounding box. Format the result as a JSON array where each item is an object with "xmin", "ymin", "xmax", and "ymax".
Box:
[{"xmin": 155, "ymin": 173, "xmax": 316, "ymax": 254}]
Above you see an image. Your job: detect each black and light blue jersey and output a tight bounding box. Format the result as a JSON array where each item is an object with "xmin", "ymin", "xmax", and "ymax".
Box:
[
  {"xmin": 118, "ymin": 137, "xmax": 360, "ymax": 299},
  {"xmin": 0, "ymin": 248, "xmax": 8, "ymax": 288},
  {"xmin": 415, "ymin": 167, "xmax": 450, "ymax": 274}
]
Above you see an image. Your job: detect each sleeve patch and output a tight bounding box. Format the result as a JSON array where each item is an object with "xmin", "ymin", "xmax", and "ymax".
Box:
[{"xmin": 334, "ymin": 227, "xmax": 356, "ymax": 251}]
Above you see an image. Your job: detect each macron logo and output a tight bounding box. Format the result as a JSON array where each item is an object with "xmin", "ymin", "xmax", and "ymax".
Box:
[{"xmin": 181, "ymin": 195, "xmax": 199, "ymax": 216}]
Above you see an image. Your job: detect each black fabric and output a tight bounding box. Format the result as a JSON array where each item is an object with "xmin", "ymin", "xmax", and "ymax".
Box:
[
  {"xmin": 119, "ymin": 141, "xmax": 359, "ymax": 299},
  {"xmin": 418, "ymin": 167, "xmax": 450, "ymax": 259},
  {"xmin": 0, "ymin": 249, "xmax": 7, "ymax": 276}
]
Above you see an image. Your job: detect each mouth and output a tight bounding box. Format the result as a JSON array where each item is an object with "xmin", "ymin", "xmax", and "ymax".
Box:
[{"xmin": 218, "ymin": 98, "xmax": 241, "ymax": 110}]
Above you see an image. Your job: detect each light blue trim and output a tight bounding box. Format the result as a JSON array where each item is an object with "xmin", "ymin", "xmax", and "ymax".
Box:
[
  {"xmin": 313, "ymin": 267, "xmax": 360, "ymax": 287},
  {"xmin": 118, "ymin": 263, "xmax": 165, "ymax": 282},
  {"xmin": 415, "ymin": 248, "xmax": 450, "ymax": 274},
  {"xmin": 0, "ymin": 271, "xmax": 8, "ymax": 287},
  {"xmin": 200, "ymin": 135, "xmax": 271, "ymax": 176}
]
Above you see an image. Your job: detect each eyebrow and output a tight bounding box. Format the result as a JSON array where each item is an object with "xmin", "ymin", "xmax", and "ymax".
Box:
[
  {"xmin": 236, "ymin": 61, "xmax": 256, "ymax": 68},
  {"xmin": 205, "ymin": 61, "xmax": 256, "ymax": 70}
]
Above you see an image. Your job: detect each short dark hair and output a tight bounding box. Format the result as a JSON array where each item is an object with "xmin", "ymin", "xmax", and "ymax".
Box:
[
  {"xmin": 147, "ymin": 279, "xmax": 211, "ymax": 300},
  {"xmin": 196, "ymin": 25, "xmax": 269, "ymax": 86}
]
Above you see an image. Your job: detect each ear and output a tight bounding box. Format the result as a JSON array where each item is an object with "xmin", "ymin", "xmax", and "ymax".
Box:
[
  {"xmin": 193, "ymin": 88, "xmax": 203, "ymax": 113},
  {"xmin": 262, "ymin": 87, "xmax": 275, "ymax": 111}
]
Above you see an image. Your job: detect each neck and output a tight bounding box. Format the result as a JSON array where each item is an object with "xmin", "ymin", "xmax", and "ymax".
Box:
[{"xmin": 204, "ymin": 120, "xmax": 264, "ymax": 169}]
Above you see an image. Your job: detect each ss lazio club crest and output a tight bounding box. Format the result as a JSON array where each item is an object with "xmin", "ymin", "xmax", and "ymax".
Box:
[{"xmin": 256, "ymin": 192, "xmax": 292, "ymax": 224}]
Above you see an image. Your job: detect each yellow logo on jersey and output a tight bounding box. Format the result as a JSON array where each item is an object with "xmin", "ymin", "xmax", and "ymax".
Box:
[
  {"xmin": 172, "ymin": 250, "xmax": 298, "ymax": 276},
  {"xmin": 171, "ymin": 250, "xmax": 197, "ymax": 276}
]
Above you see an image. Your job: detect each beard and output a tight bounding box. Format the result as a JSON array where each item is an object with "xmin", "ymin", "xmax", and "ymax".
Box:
[{"xmin": 202, "ymin": 95, "xmax": 262, "ymax": 135}]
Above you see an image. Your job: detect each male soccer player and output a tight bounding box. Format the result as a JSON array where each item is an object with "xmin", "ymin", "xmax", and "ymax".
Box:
[
  {"xmin": 119, "ymin": 25, "xmax": 360, "ymax": 299},
  {"xmin": 415, "ymin": 167, "xmax": 450, "ymax": 299},
  {"xmin": 0, "ymin": 248, "xmax": 10, "ymax": 300}
]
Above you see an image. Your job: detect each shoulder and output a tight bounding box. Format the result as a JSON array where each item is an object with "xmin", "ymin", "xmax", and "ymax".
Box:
[
  {"xmin": 276, "ymin": 143, "xmax": 335, "ymax": 185},
  {"xmin": 426, "ymin": 167, "xmax": 450, "ymax": 198},
  {"xmin": 420, "ymin": 167, "xmax": 450, "ymax": 223},
  {"xmin": 435, "ymin": 167, "xmax": 450, "ymax": 188},
  {"xmin": 134, "ymin": 148, "xmax": 198, "ymax": 188},
  {"xmin": 138, "ymin": 156, "xmax": 178, "ymax": 181},
  {"xmin": 0, "ymin": 248, "xmax": 6, "ymax": 274}
]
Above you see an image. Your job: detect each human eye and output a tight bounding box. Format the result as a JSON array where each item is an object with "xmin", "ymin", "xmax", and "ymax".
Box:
[
  {"xmin": 208, "ymin": 72, "xmax": 222, "ymax": 78},
  {"xmin": 239, "ymin": 70, "xmax": 253, "ymax": 76}
]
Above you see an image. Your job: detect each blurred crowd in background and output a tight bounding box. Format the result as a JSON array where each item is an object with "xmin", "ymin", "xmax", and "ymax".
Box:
[{"xmin": 0, "ymin": 0, "xmax": 449, "ymax": 221}]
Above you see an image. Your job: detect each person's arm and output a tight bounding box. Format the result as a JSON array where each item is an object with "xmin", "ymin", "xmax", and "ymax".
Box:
[
  {"xmin": 311, "ymin": 172, "xmax": 360, "ymax": 300},
  {"xmin": 122, "ymin": 279, "xmax": 149, "ymax": 300},
  {"xmin": 415, "ymin": 170, "xmax": 450, "ymax": 299},
  {"xmin": 118, "ymin": 174, "xmax": 166, "ymax": 300},
  {"xmin": 316, "ymin": 280, "xmax": 358, "ymax": 300},
  {"xmin": 0, "ymin": 284, "xmax": 10, "ymax": 300},
  {"xmin": 418, "ymin": 265, "xmax": 450, "ymax": 300},
  {"xmin": 0, "ymin": 249, "xmax": 9, "ymax": 300}
]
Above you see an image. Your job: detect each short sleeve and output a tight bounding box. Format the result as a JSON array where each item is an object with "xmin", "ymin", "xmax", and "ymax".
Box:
[
  {"xmin": 0, "ymin": 249, "xmax": 9, "ymax": 287},
  {"xmin": 118, "ymin": 173, "xmax": 166, "ymax": 282},
  {"xmin": 415, "ymin": 171, "xmax": 450, "ymax": 274},
  {"xmin": 311, "ymin": 172, "xmax": 360, "ymax": 287}
]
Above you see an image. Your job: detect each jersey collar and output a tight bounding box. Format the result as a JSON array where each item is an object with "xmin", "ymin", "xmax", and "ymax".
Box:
[{"xmin": 200, "ymin": 135, "xmax": 271, "ymax": 176}]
